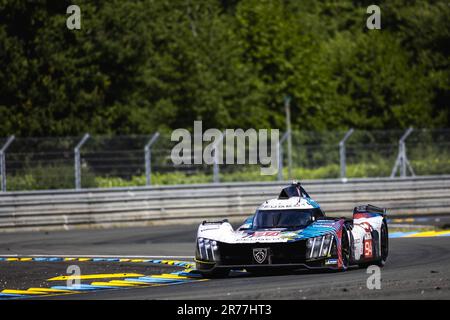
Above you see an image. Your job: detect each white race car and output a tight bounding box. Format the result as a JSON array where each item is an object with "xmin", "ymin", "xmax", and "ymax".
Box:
[{"xmin": 195, "ymin": 181, "xmax": 389, "ymax": 276}]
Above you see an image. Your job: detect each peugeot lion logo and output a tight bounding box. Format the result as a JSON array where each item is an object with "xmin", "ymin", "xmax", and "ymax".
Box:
[{"xmin": 253, "ymin": 248, "xmax": 268, "ymax": 264}]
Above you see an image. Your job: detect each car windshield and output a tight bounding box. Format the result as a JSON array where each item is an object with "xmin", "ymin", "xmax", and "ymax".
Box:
[{"xmin": 253, "ymin": 209, "xmax": 318, "ymax": 229}]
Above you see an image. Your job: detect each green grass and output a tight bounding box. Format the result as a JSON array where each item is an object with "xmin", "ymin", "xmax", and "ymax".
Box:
[
  {"xmin": 93, "ymin": 160, "xmax": 449, "ymax": 188},
  {"xmin": 6, "ymin": 156, "xmax": 450, "ymax": 190}
]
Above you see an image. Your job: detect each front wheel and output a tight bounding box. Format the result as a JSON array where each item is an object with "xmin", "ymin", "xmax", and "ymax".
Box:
[
  {"xmin": 340, "ymin": 226, "xmax": 351, "ymax": 270},
  {"xmin": 199, "ymin": 268, "xmax": 230, "ymax": 278}
]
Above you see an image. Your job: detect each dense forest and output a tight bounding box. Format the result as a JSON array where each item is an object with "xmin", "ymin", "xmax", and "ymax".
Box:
[{"xmin": 0, "ymin": 0, "xmax": 448, "ymax": 137}]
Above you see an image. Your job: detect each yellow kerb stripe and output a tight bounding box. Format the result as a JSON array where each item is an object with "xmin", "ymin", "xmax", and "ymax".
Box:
[
  {"xmin": 406, "ymin": 230, "xmax": 450, "ymax": 238},
  {"xmin": 2, "ymin": 289, "xmax": 47, "ymax": 295},
  {"xmin": 47, "ymin": 273, "xmax": 144, "ymax": 281},
  {"xmin": 27, "ymin": 288, "xmax": 74, "ymax": 293},
  {"xmin": 90, "ymin": 281, "xmax": 140, "ymax": 287}
]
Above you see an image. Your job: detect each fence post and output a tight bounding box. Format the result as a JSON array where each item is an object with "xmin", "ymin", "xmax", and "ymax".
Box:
[
  {"xmin": 74, "ymin": 133, "xmax": 90, "ymax": 190},
  {"xmin": 213, "ymin": 132, "xmax": 225, "ymax": 183},
  {"xmin": 277, "ymin": 131, "xmax": 290, "ymax": 181},
  {"xmin": 145, "ymin": 132, "xmax": 160, "ymax": 186},
  {"xmin": 339, "ymin": 129, "xmax": 354, "ymax": 180},
  {"xmin": 0, "ymin": 135, "xmax": 15, "ymax": 192},
  {"xmin": 390, "ymin": 127, "xmax": 415, "ymax": 178},
  {"xmin": 284, "ymin": 95, "xmax": 293, "ymax": 179}
]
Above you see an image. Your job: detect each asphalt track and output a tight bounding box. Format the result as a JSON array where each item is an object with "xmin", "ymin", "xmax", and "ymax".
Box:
[{"xmin": 0, "ymin": 224, "xmax": 449, "ymax": 299}]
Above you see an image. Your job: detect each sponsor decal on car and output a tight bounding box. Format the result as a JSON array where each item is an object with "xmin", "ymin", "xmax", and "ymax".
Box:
[
  {"xmin": 233, "ymin": 237, "xmax": 288, "ymax": 243},
  {"xmin": 242, "ymin": 231, "xmax": 281, "ymax": 238},
  {"xmin": 325, "ymin": 258, "xmax": 338, "ymax": 265},
  {"xmin": 279, "ymin": 231, "xmax": 300, "ymax": 239},
  {"xmin": 364, "ymin": 234, "xmax": 373, "ymax": 258}
]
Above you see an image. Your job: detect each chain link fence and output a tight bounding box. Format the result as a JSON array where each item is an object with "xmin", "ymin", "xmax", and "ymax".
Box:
[{"xmin": 1, "ymin": 129, "xmax": 449, "ymax": 191}]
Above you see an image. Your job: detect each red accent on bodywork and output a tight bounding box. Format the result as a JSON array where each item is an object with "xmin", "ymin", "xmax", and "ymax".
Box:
[
  {"xmin": 355, "ymin": 222, "xmax": 374, "ymax": 259},
  {"xmin": 335, "ymin": 220, "xmax": 344, "ymax": 269},
  {"xmin": 354, "ymin": 212, "xmax": 379, "ymax": 219},
  {"xmin": 337, "ymin": 228, "xmax": 343, "ymax": 269}
]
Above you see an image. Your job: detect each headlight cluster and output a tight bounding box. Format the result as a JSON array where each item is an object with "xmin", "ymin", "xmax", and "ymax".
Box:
[
  {"xmin": 306, "ymin": 234, "xmax": 334, "ymax": 259},
  {"xmin": 197, "ymin": 238, "xmax": 219, "ymax": 262}
]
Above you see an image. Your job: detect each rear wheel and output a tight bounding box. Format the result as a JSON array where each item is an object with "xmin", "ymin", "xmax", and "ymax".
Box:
[{"xmin": 375, "ymin": 220, "xmax": 389, "ymax": 267}]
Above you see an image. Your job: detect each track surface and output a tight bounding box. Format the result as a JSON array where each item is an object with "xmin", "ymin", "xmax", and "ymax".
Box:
[{"xmin": 0, "ymin": 224, "xmax": 449, "ymax": 299}]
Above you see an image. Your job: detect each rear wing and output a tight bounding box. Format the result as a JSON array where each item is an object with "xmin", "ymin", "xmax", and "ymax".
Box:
[
  {"xmin": 353, "ymin": 204, "xmax": 387, "ymax": 217},
  {"xmin": 201, "ymin": 219, "xmax": 229, "ymax": 225}
]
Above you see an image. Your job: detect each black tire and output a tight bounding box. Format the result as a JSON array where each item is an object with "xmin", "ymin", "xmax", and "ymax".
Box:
[
  {"xmin": 200, "ymin": 268, "xmax": 230, "ymax": 278},
  {"xmin": 374, "ymin": 220, "xmax": 389, "ymax": 267},
  {"xmin": 340, "ymin": 226, "xmax": 351, "ymax": 270}
]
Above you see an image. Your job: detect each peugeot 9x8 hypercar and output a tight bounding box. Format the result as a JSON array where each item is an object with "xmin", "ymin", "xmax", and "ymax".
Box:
[{"xmin": 195, "ymin": 181, "xmax": 389, "ymax": 276}]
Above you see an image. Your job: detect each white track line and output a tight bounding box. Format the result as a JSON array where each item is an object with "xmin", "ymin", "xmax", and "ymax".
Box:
[{"xmin": 0, "ymin": 254, "xmax": 194, "ymax": 259}]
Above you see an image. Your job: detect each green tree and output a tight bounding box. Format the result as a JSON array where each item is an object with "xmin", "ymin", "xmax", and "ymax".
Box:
[
  {"xmin": 235, "ymin": 0, "xmax": 342, "ymax": 131},
  {"xmin": 0, "ymin": 0, "xmax": 448, "ymax": 137},
  {"xmin": 324, "ymin": 31, "xmax": 434, "ymax": 129}
]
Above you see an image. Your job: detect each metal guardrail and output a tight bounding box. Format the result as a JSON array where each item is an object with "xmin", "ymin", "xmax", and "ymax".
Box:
[{"xmin": 0, "ymin": 176, "xmax": 450, "ymax": 232}]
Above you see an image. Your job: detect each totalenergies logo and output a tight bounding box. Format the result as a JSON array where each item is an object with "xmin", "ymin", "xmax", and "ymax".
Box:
[{"xmin": 243, "ymin": 231, "xmax": 281, "ymax": 238}]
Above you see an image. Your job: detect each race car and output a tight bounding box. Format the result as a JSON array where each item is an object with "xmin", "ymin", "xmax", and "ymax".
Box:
[{"xmin": 195, "ymin": 181, "xmax": 389, "ymax": 276}]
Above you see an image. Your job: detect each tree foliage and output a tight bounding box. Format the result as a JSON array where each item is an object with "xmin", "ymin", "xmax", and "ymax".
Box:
[{"xmin": 0, "ymin": 0, "xmax": 448, "ymax": 137}]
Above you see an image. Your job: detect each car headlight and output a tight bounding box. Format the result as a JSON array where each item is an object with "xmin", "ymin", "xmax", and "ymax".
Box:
[
  {"xmin": 307, "ymin": 235, "xmax": 334, "ymax": 259},
  {"xmin": 196, "ymin": 238, "xmax": 220, "ymax": 262}
]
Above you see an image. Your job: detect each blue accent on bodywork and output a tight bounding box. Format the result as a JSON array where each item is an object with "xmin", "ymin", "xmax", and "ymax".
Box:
[
  {"xmin": 306, "ymin": 198, "xmax": 320, "ymax": 208},
  {"xmin": 285, "ymin": 220, "xmax": 341, "ymax": 242},
  {"xmin": 244, "ymin": 216, "xmax": 253, "ymax": 224},
  {"xmin": 241, "ymin": 215, "xmax": 254, "ymax": 229}
]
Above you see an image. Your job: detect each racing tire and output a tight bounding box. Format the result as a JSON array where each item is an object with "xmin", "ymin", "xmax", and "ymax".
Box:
[
  {"xmin": 374, "ymin": 219, "xmax": 389, "ymax": 267},
  {"xmin": 199, "ymin": 268, "xmax": 230, "ymax": 278},
  {"xmin": 340, "ymin": 225, "xmax": 351, "ymax": 270}
]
